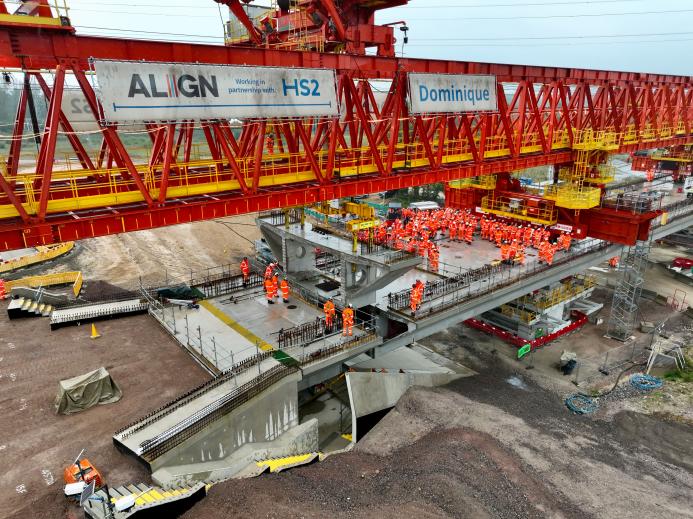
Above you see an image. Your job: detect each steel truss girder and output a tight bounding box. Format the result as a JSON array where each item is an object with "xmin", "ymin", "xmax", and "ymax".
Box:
[{"xmin": 0, "ymin": 28, "xmax": 692, "ymax": 250}]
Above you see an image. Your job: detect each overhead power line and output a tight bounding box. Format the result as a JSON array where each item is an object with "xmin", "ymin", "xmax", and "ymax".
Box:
[
  {"xmin": 407, "ymin": 8, "xmax": 693, "ymax": 21},
  {"xmin": 403, "ymin": 0, "xmax": 678, "ymax": 8},
  {"xmin": 75, "ymin": 26, "xmax": 224, "ymax": 40},
  {"xmin": 416, "ymin": 31, "xmax": 693, "ymax": 41},
  {"xmin": 407, "ymin": 37, "xmax": 693, "ymax": 48}
]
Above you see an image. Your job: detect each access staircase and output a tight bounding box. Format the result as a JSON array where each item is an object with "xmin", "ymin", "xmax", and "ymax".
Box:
[
  {"xmin": 6, "ymin": 296, "xmax": 53, "ymax": 319},
  {"xmin": 83, "ymin": 481, "xmax": 207, "ymax": 519}
]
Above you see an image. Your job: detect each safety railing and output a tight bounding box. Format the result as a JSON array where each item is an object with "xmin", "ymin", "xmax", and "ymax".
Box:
[
  {"xmin": 480, "ymin": 193, "xmax": 558, "ymax": 225},
  {"xmin": 3, "ymin": 121, "xmax": 692, "ymax": 221},
  {"xmin": 543, "ymin": 184, "xmax": 602, "ymax": 210},
  {"xmin": 449, "ymin": 175, "xmax": 497, "ymax": 190},
  {"xmin": 115, "ymin": 348, "xmax": 275, "ymax": 440},
  {"xmin": 139, "ymin": 363, "xmax": 298, "ymax": 462},
  {"xmin": 276, "ymin": 314, "xmax": 377, "ymax": 351},
  {"xmin": 389, "ymin": 238, "xmax": 611, "ymax": 317},
  {"xmin": 602, "ymin": 191, "xmax": 664, "ymax": 214},
  {"xmin": 518, "ymin": 274, "xmax": 596, "ymax": 311}
]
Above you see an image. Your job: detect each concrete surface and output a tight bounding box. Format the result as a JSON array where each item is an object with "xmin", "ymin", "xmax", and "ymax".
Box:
[{"xmin": 152, "ymin": 418, "xmax": 319, "ymax": 489}]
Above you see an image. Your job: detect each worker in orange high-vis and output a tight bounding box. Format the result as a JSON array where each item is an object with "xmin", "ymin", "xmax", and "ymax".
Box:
[
  {"xmin": 279, "ymin": 278, "xmax": 290, "ymax": 303},
  {"xmin": 500, "ymin": 242, "xmax": 510, "ymax": 262},
  {"xmin": 271, "ymin": 273, "xmax": 279, "ymax": 299},
  {"xmin": 240, "ymin": 257, "xmax": 250, "ymax": 285},
  {"xmin": 609, "ymin": 256, "xmax": 620, "ymax": 268},
  {"xmin": 324, "ymin": 298, "xmax": 336, "ymax": 330},
  {"xmin": 342, "ymin": 304, "xmax": 354, "ymax": 336},
  {"xmin": 264, "ymin": 262, "xmax": 274, "ymax": 280},
  {"xmin": 264, "ymin": 278, "xmax": 275, "ymax": 304},
  {"xmin": 265, "ymin": 133, "xmax": 275, "ymax": 154},
  {"xmin": 410, "ymin": 283, "xmax": 420, "ymax": 316}
]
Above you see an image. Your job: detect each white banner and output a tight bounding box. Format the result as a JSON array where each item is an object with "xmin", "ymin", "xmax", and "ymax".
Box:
[
  {"xmin": 60, "ymin": 89, "xmax": 100, "ymax": 131},
  {"xmin": 408, "ymin": 73, "xmax": 497, "ymax": 114},
  {"xmin": 92, "ymin": 60, "xmax": 339, "ymax": 122}
]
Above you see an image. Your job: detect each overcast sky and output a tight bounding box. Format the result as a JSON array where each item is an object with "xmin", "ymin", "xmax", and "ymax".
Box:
[{"xmin": 34, "ymin": 0, "xmax": 693, "ymax": 75}]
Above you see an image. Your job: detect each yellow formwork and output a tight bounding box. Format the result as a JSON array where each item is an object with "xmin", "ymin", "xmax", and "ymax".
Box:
[
  {"xmin": 0, "ymin": 242, "xmax": 74, "ymax": 274},
  {"xmin": 500, "ymin": 304, "xmax": 538, "ymax": 324},
  {"xmin": 4, "ymin": 271, "xmax": 83, "ymax": 297}
]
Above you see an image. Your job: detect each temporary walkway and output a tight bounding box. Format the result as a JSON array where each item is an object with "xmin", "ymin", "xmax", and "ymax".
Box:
[{"xmin": 50, "ymin": 299, "xmax": 149, "ymax": 329}]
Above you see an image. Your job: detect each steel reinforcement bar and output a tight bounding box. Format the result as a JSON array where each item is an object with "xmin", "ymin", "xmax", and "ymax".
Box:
[
  {"xmin": 115, "ymin": 350, "xmax": 275, "ymax": 440},
  {"xmin": 139, "ymin": 363, "xmax": 298, "ymax": 462}
]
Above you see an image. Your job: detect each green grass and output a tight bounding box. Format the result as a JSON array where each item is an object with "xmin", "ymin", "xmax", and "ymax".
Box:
[{"xmin": 663, "ymin": 356, "xmax": 693, "ymax": 383}]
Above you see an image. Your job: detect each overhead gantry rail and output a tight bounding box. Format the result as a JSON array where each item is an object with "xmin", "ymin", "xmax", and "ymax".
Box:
[{"xmin": 0, "ymin": 3, "xmax": 691, "ymax": 249}]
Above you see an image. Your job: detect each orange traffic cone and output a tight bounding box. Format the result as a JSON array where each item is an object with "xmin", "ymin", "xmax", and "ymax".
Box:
[{"xmin": 90, "ymin": 323, "xmax": 101, "ymax": 339}]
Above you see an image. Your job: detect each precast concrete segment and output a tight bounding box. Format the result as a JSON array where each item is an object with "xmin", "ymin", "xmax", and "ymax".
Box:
[{"xmin": 258, "ymin": 218, "xmax": 421, "ymax": 268}]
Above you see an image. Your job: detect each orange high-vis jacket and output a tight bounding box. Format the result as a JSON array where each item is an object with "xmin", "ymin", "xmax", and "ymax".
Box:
[
  {"xmin": 280, "ymin": 280, "xmax": 289, "ymax": 299},
  {"xmin": 324, "ymin": 300, "xmax": 335, "ymax": 317},
  {"xmin": 343, "ymin": 307, "xmax": 354, "ymax": 323}
]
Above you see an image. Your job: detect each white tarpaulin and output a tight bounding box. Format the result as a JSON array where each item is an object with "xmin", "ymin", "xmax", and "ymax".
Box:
[
  {"xmin": 92, "ymin": 60, "xmax": 339, "ymax": 123},
  {"xmin": 408, "ymin": 73, "xmax": 497, "ymax": 114}
]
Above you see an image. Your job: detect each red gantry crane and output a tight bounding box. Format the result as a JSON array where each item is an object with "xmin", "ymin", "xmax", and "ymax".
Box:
[{"xmin": 0, "ymin": 0, "xmax": 691, "ymax": 250}]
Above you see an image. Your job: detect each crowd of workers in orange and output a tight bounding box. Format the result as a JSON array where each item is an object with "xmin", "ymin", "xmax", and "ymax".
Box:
[
  {"xmin": 367, "ymin": 207, "xmax": 578, "ymax": 315},
  {"xmin": 369, "ymin": 208, "xmax": 574, "ymax": 274}
]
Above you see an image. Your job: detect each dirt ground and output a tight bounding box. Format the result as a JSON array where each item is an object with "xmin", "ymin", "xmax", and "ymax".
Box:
[
  {"xmin": 2, "ymin": 222, "xmax": 692, "ymax": 518},
  {"xmin": 4, "ymin": 215, "xmax": 261, "ymax": 288},
  {"xmin": 182, "ymin": 325, "xmax": 693, "ymax": 519},
  {"xmin": 0, "ymin": 312, "xmax": 209, "ymax": 519}
]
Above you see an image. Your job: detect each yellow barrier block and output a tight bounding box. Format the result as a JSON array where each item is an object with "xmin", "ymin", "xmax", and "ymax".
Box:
[{"xmin": 256, "ymin": 453, "xmax": 318, "ymax": 473}]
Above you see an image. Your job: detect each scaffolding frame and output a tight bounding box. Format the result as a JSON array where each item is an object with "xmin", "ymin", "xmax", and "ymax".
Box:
[{"xmin": 606, "ymin": 236, "xmax": 653, "ymax": 341}]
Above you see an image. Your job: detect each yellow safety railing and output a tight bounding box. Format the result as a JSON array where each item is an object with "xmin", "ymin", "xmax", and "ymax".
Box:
[
  {"xmin": 3, "ymin": 270, "xmax": 83, "ymax": 297},
  {"xmin": 520, "ymin": 274, "xmax": 596, "ymax": 310},
  {"xmin": 0, "ymin": 0, "xmax": 70, "ymax": 26},
  {"xmin": 449, "ymin": 175, "xmax": 497, "ymax": 190},
  {"xmin": 2, "ymin": 121, "xmax": 692, "ymax": 222},
  {"xmin": 481, "ymin": 194, "xmax": 558, "ymax": 226},
  {"xmin": 543, "ymin": 184, "xmax": 602, "ymax": 210},
  {"xmin": 500, "ymin": 304, "xmax": 538, "ymax": 324},
  {"xmin": 0, "ymin": 242, "xmax": 74, "ymax": 274},
  {"xmin": 583, "ymin": 163, "xmax": 616, "ymax": 184}
]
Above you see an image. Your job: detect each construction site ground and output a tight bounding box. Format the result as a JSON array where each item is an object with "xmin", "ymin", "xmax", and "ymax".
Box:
[
  {"xmin": 0, "ymin": 312, "xmax": 209, "ymax": 519},
  {"xmin": 183, "ymin": 321, "xmax": 693, "ymax": 519},
  {"xmin": 1, "ymin": 213, "xmax": 692, "ymax": 518}
]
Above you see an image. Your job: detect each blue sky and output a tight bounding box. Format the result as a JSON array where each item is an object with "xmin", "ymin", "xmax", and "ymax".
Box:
[{"xmin": 32, "ymin": 0, "xmax": 693, "ymax": 75}]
